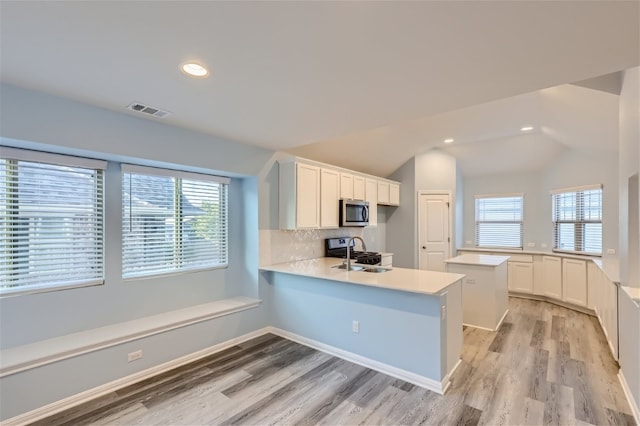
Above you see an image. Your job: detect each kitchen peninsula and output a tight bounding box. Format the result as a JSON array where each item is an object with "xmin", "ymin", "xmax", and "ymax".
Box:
[{"xmin": 259, "ymin": 258, "xmax": 465, "ymax": 394}]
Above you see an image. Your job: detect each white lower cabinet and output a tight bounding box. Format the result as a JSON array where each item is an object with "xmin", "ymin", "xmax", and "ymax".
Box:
[
  {"xmin": 508, "ymin": 261, "xmax": 534, "ymax": 293},
  {"xmin": 588, "ymin": 265, "xmax": 618, "ymax": 359},
  {"xmin": 540, "ymin": 256, "xmax": 562, "ymax": 299},
  {"xmin": 562, "ymin": 258, "xmax": 587, "ymax": 307}
]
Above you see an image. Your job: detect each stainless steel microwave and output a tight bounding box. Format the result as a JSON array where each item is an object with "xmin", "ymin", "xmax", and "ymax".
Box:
[{"xmin": 339, "ymin": 199, "xmax": 369, "ymax": 227}]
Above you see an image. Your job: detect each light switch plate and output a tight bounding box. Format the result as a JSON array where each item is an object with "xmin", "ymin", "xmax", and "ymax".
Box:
[{"xmin": 607, "ymin": 249, "xmax": 616, "ymax": 255}]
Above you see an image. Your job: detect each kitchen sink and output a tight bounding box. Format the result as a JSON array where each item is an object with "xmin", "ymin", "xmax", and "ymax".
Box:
[
  {"xmin": 362, "ymin": 267, "xmax": 392, "ymax": 273},
  {"xmin": 331, "ymin": 264, "xmax": 365, "ymax": 271}
]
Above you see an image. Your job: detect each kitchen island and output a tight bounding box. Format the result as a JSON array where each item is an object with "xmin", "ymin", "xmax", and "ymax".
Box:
[
  {"xmin": 259, "ymin": 258, "xmax": 465, "ymax": 394},
  {"xmin": 445, "ymin": 254, "xmax": 510, "ymax": 331}
]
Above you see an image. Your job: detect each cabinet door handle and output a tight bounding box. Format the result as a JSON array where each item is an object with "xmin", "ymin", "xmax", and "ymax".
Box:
[{"xmin": 422, "ymin": 246, "xmax": 426, "ymax": 249}]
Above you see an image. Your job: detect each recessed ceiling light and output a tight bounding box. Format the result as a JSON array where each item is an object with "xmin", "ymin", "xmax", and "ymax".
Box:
[
  {"xmin": 520, "ymin": 126, "xmax": 534, "ymax": 132},
  {"xmin": 181, "ymin": 62, "xmax": 209, "ymax": 78},
  {"xmin": 444, "ymin": 138, "xmax": 455, "ymax": 144}
]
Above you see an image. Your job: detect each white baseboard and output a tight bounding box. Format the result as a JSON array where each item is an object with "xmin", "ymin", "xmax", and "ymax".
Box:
[
  {"xmin": 618, "ymin": 370, "xmax": 640, "ymax": 425},
  {"xmin": 4, "ymin": 326, "xmax": 450, "ymax": 425},
  {"xmin": 2, "ymin": 327, "xmax": 272, "ymax": 426},
  {"xmin": 266, "ymin": 326, "xmax": 448, "ymax": 395},
  {"xmin": 462, "ymin": 309, "xmax": 509, "ymax": 332}
]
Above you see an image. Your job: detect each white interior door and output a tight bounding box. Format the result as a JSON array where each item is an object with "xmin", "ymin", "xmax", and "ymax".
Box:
[{"xmin": 419, "ymin": 193, "xmax": 451, "ymax": 271}]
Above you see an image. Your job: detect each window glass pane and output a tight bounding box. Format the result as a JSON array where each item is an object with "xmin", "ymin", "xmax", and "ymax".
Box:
[
  {"xmin": 584, "ymin": 223, "xmax": 602, "ymax": 254},
  {"xmin": 122, "ymin": 169, "xmax": 229, "ymax": 279},
  {"xmin": 475, "ymin": 195, "xmax": 523, "ymax": 248},
  {"xmin": 181, "ymin": 179, "xmax": 228, "ymax": 269},
  {"xmin": 123, "ymin": 173, "xmax": 176, "ymax": 277},
  {"xmin": 556, "ymin": 223, "xmax": 576, "ymax": 252},
  {"xmin": 552, "ymin": 187, "xmax": 602, "ymax": 254},
  {"xmin": 1, "ymin": 158, "xmax": 104, "ymax": 295}
]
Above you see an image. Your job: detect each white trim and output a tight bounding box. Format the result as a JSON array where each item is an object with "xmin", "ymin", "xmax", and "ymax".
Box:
[
  {"xmin": 463, "ymin": 310, "xmax": 507, "ymax": 332},
  {"xmin": 1, "ymin": 327, "xmax": 272, "ymax": 426},
  {"xmin": 417, "ymin": 191, "xmax": 453, "ymax": 271},
  {"xmin": 0, "ymin": 146, "xmax": 107, "ymax": 170},
  {"xmin": 0, "ymin": 297, "xmax": 261, "ymax": 377},
  {"xmin": 618, "ymin": 370, "xmax": 640, "ymax": 425},
  {"xmin": 441, "ymin": 358, "xmax": 462, "ymax": 393},
  {"xmin": 549, "ymin": 183, "xmax": 602, "ymax": 194},
  {"xmin": 474, "ymin": 192, "xmax": 524, "ymax": 199},
  {"xmin": 267, "ymin": 326, "xmax": 449, "ymax": 395},
  {"xmin": 3, "ymin": 326, "xmax": 453, "ymax": 425},
  {"xmin": 121, "ymin": 163, "xmax": 230, "ymax": 184}
]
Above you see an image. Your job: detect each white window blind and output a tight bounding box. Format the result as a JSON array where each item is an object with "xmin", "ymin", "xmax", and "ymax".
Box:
[
  {"xmin": 552, "ymin": 185, "xmax": 602, "ymax": 255},
  {"xmin": 0, "ymin": 148, "xmax": 106, "ymax": 295},
  {"xmin": 122, "ymin": 165, "xmax": 229, "ymax": 279},
  {"xmin": 475, "ymin": 194, "xmax": 524, "ymax": 249}
]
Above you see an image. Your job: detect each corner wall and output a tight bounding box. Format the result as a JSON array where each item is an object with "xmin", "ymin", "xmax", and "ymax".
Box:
[
  {"xmin": 387, "ymin": 150, "xmax": 461, "ymax": 269},
  {"xmin": 0, "ymin": 84, "xmax": 270, "ymax": 420}
]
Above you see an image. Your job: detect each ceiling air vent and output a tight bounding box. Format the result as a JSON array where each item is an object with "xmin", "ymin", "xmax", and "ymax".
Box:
[{"xmin": 126, "ymin": 102, "xmax": 171, "ymax": 118}]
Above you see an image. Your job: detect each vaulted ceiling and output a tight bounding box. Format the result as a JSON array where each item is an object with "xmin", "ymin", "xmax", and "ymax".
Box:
[{"xmin": 1, "ymin": 1, "xmax": 638, "ymax": 176}]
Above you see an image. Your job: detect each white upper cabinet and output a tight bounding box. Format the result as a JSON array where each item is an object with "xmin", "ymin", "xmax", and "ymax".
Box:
[
  {"xmin": 562, "ymin": 258, "xmax": 587, "ymax": 307},
  {"xmin": 389, "ymin": 183, "xmax": 400, "ymax": 206},
  {"xmin": 320, "ymin": 168, "xmax": 340, "ymax": 228},
  {"xmin": 340, "ymin": 173, "xmax": 354, "ymax": 199},
  {"xmin": 365, "ymin": 178, "xmax": 378, "ymax": 227},
  {"xmin": 279, "ymin": 157, "xmax": 400, "ymax": 230},
  {"xmin": 279, "ymin": 161, "xmax": 320, "ymax": 229},
  {"xmin": 353, "ymin": 176, "xmax": 365, "ymax": 201},
  {"xmin": 377, "ymin": 182, "xmax": 390, "ymax": 204},
  {"xmin": 377, "ymin": 181, "xmax": 400, "ymax": 206}
]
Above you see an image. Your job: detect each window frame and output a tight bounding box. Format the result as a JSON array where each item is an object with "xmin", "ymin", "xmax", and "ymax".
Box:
[
  {"xmin": 0, "ymin": 147, "xmax": 107, "ymax": 297},
  {"xmin": 551, "ymin": 184, "xmax": 603, "ymax": 256},
  {"xmin": 474, "ymin": 193, "xmax": 524, "ymax": 250},
  {"xmin": 121, "ymin": 164, "xmax": 230, "ymax": 280}
]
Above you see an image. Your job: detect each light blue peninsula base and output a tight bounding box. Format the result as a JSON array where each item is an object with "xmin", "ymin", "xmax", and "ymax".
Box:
[{"xmin": 260, "ymin": 258, "xmax": 465, "ymax": 394}]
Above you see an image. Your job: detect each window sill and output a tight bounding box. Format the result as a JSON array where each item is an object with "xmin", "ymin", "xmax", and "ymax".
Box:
[{"xmin": 0, "ymin": 296, "xmax": 261, "ymax": 377}]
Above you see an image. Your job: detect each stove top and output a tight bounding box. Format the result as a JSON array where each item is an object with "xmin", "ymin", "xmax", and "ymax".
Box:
[{"xmin": 325, "ymin": 237, "xmax": 382, "ymax": 265}]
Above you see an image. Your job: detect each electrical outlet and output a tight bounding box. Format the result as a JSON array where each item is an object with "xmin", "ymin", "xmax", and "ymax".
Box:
[
  {"xmin": 607, "ymin": 249, "xmax": 616, "ymax": 255},
  {"xmin": 464, "ymin": 278, "xmax": 476, "ymax": 285},
  {"xmin": 541, "ymin": 243, "xmax": 547, "ymax": 248},
  {"xmin": 127, "ymin": 350, "xmax": 143, "ymax": 362},
  {"xmin": 352, "ymin": 320, "xmax": 360, "ymax": 334},
  {"xmin": 465, "ymin": 240, "xmax": 472, "ymax": 245},
  {"xmin": 527, "ymin": 242, "xmax": 536, "ymax": 247}
]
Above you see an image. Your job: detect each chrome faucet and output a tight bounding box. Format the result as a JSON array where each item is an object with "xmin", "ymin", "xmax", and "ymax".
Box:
[{"xmin": 346, "ymin": 236, "xmax": 367, "ymax": 271}]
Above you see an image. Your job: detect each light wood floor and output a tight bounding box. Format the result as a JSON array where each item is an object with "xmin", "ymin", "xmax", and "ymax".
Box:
[{"xmin": 32, "ymin": 298, "xmax": 635, "ymax": 425}]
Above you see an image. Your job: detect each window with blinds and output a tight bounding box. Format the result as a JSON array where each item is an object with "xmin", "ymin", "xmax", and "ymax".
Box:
[
  {"xmin": 475, "ymin": 194, "xmax": 524, "ymax": 249},
  {"xmin": 0, "ymin": 148, "xmax": 106, "ymax": 295},
  {"xmin": 552, "ymin": 185, "xmax": 602, "ymax": 255},
  {"xmin": 122, "ymin": 165, "xmax": 229, "ymax": 279}
]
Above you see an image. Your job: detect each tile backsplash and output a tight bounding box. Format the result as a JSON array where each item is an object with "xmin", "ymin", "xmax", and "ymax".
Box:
[{"xmin": 260, "ymin": 226, "xmax": 385, "ymax": 266}]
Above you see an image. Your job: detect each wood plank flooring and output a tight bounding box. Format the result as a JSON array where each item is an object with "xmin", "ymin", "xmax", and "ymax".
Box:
[{"xmin": 31, "ymin": 298, "xmax": 636, "ymax": 425}]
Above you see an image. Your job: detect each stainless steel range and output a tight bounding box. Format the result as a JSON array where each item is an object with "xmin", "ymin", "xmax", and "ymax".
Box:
[{"xmin": 324, "ymin": 237, "xmax": 382, "ymax": 265}]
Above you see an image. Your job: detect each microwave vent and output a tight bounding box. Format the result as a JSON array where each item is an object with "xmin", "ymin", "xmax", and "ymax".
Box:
[{"xmin": 127, "ymin": 102, "xmax": 171, "ymax": 118}]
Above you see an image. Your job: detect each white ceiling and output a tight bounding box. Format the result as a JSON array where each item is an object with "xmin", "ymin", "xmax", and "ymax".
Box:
[{"xmin": 1, "ymin": 1, "xmax": 638, "ymax": 177}]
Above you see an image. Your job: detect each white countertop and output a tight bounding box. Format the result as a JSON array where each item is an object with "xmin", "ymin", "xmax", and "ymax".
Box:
[
  {"xmin": 621, "ymin": 286, "xmax": 640, "ymax": 306},
  {"xmin": 260, "ymin": 257, "xmax": 465, "ymax": 296},
  {"xmin": 445, "ymin": 253, "xmax": 510, "ymax": 267}
]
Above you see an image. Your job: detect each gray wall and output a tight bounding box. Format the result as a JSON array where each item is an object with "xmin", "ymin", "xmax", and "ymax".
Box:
[
  {"xmin": 0, "ymin": 84, "xmax": 271, "ymax": 419},
  {"xmin": 387, "ymin": 150, "xmax": 461, "ymax": 269},
  {"xmin": 617, "ymin": 66, "xmax": 640, "ymax": 420},
  {"xmin": 462, "ymin": 148, "xmax": 619, "ymax": 259},
  {"xmin": 619, "ymin": 67, "xmax": 640, "ymax": 287}
]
